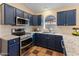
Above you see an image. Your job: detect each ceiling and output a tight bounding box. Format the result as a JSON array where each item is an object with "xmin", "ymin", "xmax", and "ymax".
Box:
[{"xmin": 24, "ymin": 3, "xmax": 79, "ymax": 13}]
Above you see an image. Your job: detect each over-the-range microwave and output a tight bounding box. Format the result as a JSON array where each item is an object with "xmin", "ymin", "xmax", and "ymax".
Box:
[{"xmin": 16, "ymin": 17, "xmax": 29, "ymax": 25}]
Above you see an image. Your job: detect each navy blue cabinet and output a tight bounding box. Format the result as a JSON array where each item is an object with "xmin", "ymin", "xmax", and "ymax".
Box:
[
  {"xmin": 33, "ymin": 33, "xmax": 48, "ymax": 47},
  {"xmin": 29, "ymin": 14, "xmax": 33, "ymax": 19},
  {"xmin": 8, "ymin": 38, "xmax": 20, "ymax": 56},
  {"xmin": 29, "ymin": 15, "xmax": 37, "ymax": 26},
  {"xmin": 47, "ymin": 35, "xmax": 55, "ymax": 50},
  {"xmin": 1, "ymin": 4, "xmax": 42, "ymax": 26},
  {"xmin": 29, "ymin": 14, "xmax": 33, "ymax": 25},
  {"xmin": 33, "ymin": 15, "xmax": 38, "ymax": 26},
  {"xmin": 57, "ymin": 11, "xmax": 66, "ymax": 26},
  {"xmin": 46, "ymin": 35, "xmax": 64, "ymax": 53},
  {"xmin": 38, "ymin": 15, "xmax": 42, "ymax": 26},
  {"xmin": 57, "ymin": 9, "xmax": 76, "ymax": 26},
  {"xmin": 15, "ymin": 8, "xmax": 24, "ymax": 18},
  {"xmin": 3, "ymin": 4, "xmax": 15, "ymax": 25},
  {"xmin": 24, "ymin": 12, "xmax": 29, "ymax": 19},
  {"xmin": 33, "ymin": 33, "xmax": 64, "ymax": 53},
  {"xmin": 66, "ymin": 10, "xmax": 76, "ymax": 25},
  {"xmin": 29, "ymin": 15, "xmax": 42, "ymax": 26},
  {"xmin": 54, "ymin": 35, "xmax": 63, "ymax": 52}
]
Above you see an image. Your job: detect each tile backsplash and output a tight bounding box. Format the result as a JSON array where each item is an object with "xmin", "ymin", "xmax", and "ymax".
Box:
[
  {"xmin": 0, "ymin": 24, "xmax": 74, "ymax": 36},
  {"xmin": 0, "ymin": 25, "xmax": 31, "ymax": 35},
  {"xmin": 55, "ymin": 26, "xmax": 74, "ymax": 35}
]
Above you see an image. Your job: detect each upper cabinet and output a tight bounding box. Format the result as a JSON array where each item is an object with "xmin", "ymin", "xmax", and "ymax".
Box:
[
  {"xmin": 1, "ymin": 4, "xmax": 15, "ymax": 25},
  {"xmin": 66, "ymin": 10, "xmax": 76, "ymax": 25},
  {"xmin": 38, "ymin": 15, "xmax": 42, "ymax": 26},
  {"xmin": 15, "ymin": 8, "xmax": 24, "ymax": 18},
  {"xmin": 29, "ymin": 15, "xmax": 42, "ymax": 26},
  {"xmin": 0, "ymin": 3, "xmax": 41, "ymax": 26},
  {"xmin": 24, "ymin": 12, "xmax": 29, "ymax": 19},
  {"xmin": 57, "ymin": 11, "xmax": 66, "ymax": 26},
  {"xmin": 57, "ymin": 9, "xmax": 76, "ymax": 26}
]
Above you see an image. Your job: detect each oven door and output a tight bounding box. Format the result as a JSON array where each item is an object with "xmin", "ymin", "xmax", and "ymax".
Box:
[{"xmin": 21, "ymin": 38, "xmax": 33, "ymax": 47}]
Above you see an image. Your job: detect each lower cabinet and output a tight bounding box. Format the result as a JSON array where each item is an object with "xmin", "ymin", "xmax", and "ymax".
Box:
[
  {"xmin": 33, "ymin": 33, "xmax": 48, "ymax": 48},
  {"xmin": 54, "ymin": 35, "xmax": 63, "ymax": 53},
  {"xmin": 47, "ymin": 35, "xmax": 56, "ymax": 50},
  {"xmin": 33, "ymin": 33, "xmax": 65, "ymax": 53},
  {"xmin": 8, "ymin": 38, "xmax": 20, "ymax": 56}
]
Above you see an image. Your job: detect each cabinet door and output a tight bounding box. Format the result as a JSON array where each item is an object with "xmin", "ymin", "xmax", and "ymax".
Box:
[
  {"xmin": 4, "ymin": 4, "xmax": 15, "ymax": 25},
  {"xmin": 8, "ymin": 38, "xmax": 20, "ymax": 56},
  {"xmin": 57, "ymin": 12, "xmax": 66, "ymax": 26},
  {"xmin": 34, "ymin": 34, "xmax": 43, "ymax": 46},
  {"xmin": 47, "ymin": 35, "xmax": 55, "ymax": 50},
  {"xmin": 29, "ymin": 15, "xmax": 42, "ymax": 26},
  {"xmin": 39, "ymin": 34, "xmax": 48, "ymax": 48},
  {"xmin": 34, "ymin": 34, "xmax": 48, "ymax": 47},
  {"xmin": 28, "ymin": 14, "xmax": 32, "ymax": 19},
  {"xmin": 66, "ymin": 9, "xmax": 76, "ymax": 26},
  {"xmin": 16, "ymin": 8, "xmax": 24, "ymax": 18},
  {"xmin": 8, "ymin": 43, "xmax": 20, "ymax": 56},
  {"xmin": 29, "ymin": 14, "xmax": 33, "ymax": 25},
  {"xmin": 38, "ymin": 15, "xmax": 42, "ymax": 26},
  {"xmin": 14, "ymin": 43, "xmax": 20, "ymax": 55},
  {"xmin": 33, "ymin": 15, "xmax": 38, "ymax": 26},
  {"xmin": 54, "ymin": 36, "xmax": 63, "ymax": 53},
  {"xmin": 29, "ymin": 15, "xmax": 37, "ymax": 26},
  {"xmin": 24, "ymin": 12, "xmax": 29, "ymax": 19}
]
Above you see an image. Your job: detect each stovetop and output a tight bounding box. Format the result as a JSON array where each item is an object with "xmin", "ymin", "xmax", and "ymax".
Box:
[{"xmin": 12, "ymin": 32, "xmax": 32, "ymax": 39}]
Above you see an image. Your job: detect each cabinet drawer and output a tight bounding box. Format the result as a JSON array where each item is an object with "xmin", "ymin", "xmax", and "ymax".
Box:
[
  {"xmin": 8, "ymin": 38, "xmax": 20, "ymax": 45},
  {"xmin": 54, "ymin": 35, "xmax": 63, "ymax": 40},
  {"xmin": 36, "ymin": 34, "xmax": 49, "ymax": 39}
]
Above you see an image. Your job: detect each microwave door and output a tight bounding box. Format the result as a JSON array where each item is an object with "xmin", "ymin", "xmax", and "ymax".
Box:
[{"xmin": 16, "ymin": 17, "xmax": 29, "ymax": 25}]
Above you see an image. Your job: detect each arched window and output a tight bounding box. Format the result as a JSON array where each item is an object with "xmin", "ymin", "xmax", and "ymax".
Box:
[
  {"xmin": 45, "ymin": 15, "xmax": 55, "ymax": 22},
  {"xmin": 44, "ymin": 15, "xmax": 56, "ymax": 32}
]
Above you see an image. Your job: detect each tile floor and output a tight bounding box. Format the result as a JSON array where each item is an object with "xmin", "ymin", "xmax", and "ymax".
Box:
[{"xmin": 23, "ymin": 46, "xmax": 64, "ymax": 56}]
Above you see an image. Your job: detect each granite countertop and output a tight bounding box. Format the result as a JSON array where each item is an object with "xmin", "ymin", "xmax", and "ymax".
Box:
[
  {"xmin": 63, "ymin": 35, "xmax": 79, "ymax": 56},
  {"xmin": 0, "ymin": 34, "xmax": 19, "ymax": 40}
]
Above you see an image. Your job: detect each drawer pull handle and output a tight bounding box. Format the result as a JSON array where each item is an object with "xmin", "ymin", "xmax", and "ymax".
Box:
[
  {"xmin": 14, "ymin": 40, "xmax": 16, "ymax": 42},
  {"xmin": 61, "ymin": 40, "xmax": 64, "ymax": 48}
]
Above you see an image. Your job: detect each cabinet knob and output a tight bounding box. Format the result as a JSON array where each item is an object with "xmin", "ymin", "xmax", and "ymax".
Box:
[{"xmin": 14, "ymin": 40, "xmax": 16, "ymax": 42}]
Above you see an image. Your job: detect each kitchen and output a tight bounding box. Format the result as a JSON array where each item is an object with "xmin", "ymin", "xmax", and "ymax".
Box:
[{"xmin": 0, "ymin": 3, "xmax": 79, "ymax": 56}]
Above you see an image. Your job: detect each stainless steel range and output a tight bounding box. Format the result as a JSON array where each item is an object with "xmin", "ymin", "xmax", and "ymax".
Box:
[
  {"xmin": 20, "ymin": 33, "xmax": 33, "ymax": 48},
  {"xmin": 11, "ymin": 28, "xmax": 33, "ymax": 55},
  {"xmin": 20, "ymin": 33, "xmax": 33, "ymax": 55}
]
